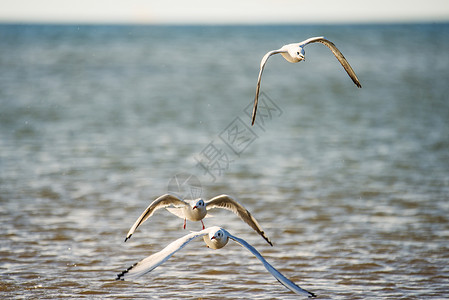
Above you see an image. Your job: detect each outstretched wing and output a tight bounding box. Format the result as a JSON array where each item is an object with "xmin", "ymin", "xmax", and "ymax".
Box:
[
  {"xmin": 116, "ymin": 228, "xmax": 213, "ymax": 281},
  {"xmin": 205, "ymin": 195, "xmax": 273, "ymax": 246},
  {"xmin": 227, "ymin": 231, "xmax": 316, "ymax": 298},
  {"xmin": 301, "ymin": 36, "xmax": 361, "ymax": 88},
  {"xmin": 124, "ymin": 194, "xmax": 188, "ymax": 242},
  {"xmin": 251, "ymin": 49, "xmax": 286, "ymax": 125}
]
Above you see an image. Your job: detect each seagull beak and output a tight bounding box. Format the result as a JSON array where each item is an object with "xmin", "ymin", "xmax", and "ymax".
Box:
[
  {"xmin": 192, "ymin": 206, "xmax": 197, "ymax": 210},
  {"xmin": 210, "ymin": 236, "xmax": 216, "ymax": 240}
]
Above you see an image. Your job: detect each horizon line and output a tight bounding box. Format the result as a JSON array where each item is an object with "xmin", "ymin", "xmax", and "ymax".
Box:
[{"xmin": 1, "ymin": 19, "xmax": 449, "ymax": 27}]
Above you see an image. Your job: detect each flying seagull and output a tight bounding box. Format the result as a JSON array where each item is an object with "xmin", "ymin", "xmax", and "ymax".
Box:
[
  {"xmin": 124, "ymin": 194, "xmax": 273, "ymax": 246},
  {"xmin": 117, "ymin": 226, "xmax": 315, "ymax": 298},
  {"xmin": 251, "ymin": 36, "xmax": 362, "ymax": 125}
]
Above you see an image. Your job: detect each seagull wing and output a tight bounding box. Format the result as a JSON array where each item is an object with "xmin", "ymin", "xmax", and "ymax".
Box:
[
  {"xmin": 251, "ymin": 49, "xmax": 286, "ymax": 125},
  {"xmin": 205, "ymin": 194, "xmax": 273, "ymax": 246},
  {"xmin": 124, "ymin": 194, "xmax": 188, "ymax": 242},
  {"xmin": 227, "ymin": 231, "xmax": 316, "ymax": 298},
  {"xmin": 302, "ymin": 36, "xmax": 362, "ymax": 88},
  {"xmin": 116, "ymin": 228, "xmax": 212, "ymax": 281}
]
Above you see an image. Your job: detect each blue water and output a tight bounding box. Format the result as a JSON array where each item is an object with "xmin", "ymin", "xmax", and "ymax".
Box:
[{"xmin": 1, "ymin": 23, "xmax": 448, "ymax": 299}]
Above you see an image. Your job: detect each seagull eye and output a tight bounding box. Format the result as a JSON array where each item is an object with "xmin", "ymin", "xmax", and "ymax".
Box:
[{"xmin": 297, "ymin": 52, "xmax": 300, "ymax": 55}]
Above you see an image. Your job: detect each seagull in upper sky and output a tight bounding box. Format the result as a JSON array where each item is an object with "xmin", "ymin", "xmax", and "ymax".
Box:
[
  {"xmin": 117, "ymin": 226, "xmax": 316, "ymax": 298},
  {"xmin": 124, "ymin": 194, "xmax": 273, "ymax": 246},
  {"xmin": 251, "ymin": 36, "xmax": 362, "ymax": 125}
]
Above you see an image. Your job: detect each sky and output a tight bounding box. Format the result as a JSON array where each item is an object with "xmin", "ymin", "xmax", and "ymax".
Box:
[{"xmin": 0, "ymin": 0, "xmax": 449, "ymax": 24}]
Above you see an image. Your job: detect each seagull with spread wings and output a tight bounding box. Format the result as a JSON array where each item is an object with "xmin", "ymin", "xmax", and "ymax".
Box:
[
  {"xmin": 124, "ymin": 194, "xmax": 273, "ymax": 246},
  {"xmin": 251, "ymin": 36, "xmax": 362, "ymax": 125},
  {"xmin": 117, "ymin": 227, "xmax": 315, "ymax": 298}
]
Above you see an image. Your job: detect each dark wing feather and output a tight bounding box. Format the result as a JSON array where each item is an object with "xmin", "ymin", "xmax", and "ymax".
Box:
[
  {"xmin": 117, "ymin": 229, "xmax": 211, "ymax": 280},
  {"xmin": 252, "ymin": 49, "xmax": 286, "ymax": 125},
  {"xmin": 124, "ymin": 194, "xmax": 188, "ymax": 242},
  {"xmin": 303, "ymin": 36, "xmax": 361, "ymax": 88},
  {"xmin": 206, "ymin": 195, "xmax": 273, "ymax": 246}
]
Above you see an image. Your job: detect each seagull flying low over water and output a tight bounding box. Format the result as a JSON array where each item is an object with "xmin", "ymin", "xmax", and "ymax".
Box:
[
  {"xmin": 117, "ymin": 226, "xmax": 316, "ymax": 298},
  {"xmin": 251, "ymin": 36, "xmax": 362, "ymax": 125},
  {"xmin": 124, "ymin": 194, "xmax": 273, "ymax": 246}
]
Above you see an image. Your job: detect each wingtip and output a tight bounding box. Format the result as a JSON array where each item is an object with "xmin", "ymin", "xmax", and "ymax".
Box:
[
  {"xmin": 251, "ymin": 95, "xmax": 258, "ymax": 126},
  {"xmin": 124, "ymin": 234, "xmax": 132, "ymax": 242},
  {"xmin": 251, "ymin": 109, "xmax": 257, "ymax": 126},
  {"xmin": 115, "ymin": 274, "xmax": 124, "ymax": 281},
  {"xmin": 308, "ymin": 291, "xmax": 317, "ymax": 298},
  {"xmin": 115, "ymin": 270, "xmax": 126, "ymax": 281},
  {"xmin": 116, "ymin": 262, "xmax": 137, "ymax": 280},
  {"xmin": 261, "ymin": 231, "xmax": 273, "ymax": 246}
]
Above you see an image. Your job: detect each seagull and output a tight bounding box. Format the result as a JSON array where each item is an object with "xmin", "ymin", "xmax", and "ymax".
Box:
[
  {"xmin": 251, "ymin": 36, "xmax": 362, "ymax": 125},
  {"xmin": 116, "ymin": 226, "xmax": 316, "ymax": 298},
  {"xmin": 124, "ymin": 194, "xmax": 273, "ymax": 246}
]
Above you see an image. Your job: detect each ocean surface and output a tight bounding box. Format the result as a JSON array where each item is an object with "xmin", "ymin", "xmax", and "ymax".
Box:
[{"xmin": 1, "ymin": 23, "xmax": 448, "ymax": 299}]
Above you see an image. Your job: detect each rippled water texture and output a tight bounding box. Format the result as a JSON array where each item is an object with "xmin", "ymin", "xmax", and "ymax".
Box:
[{"xmin": 1, "ymin": 24, "xmax": 448, "ymax": 299}]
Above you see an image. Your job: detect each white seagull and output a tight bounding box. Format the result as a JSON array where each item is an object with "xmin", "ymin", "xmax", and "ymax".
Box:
[
  {"xmin": 251, "ymin": 36, "xmax": 362, "ymax": 125},
  {"xmin": 116, "ymin": 226, "xmax": 316, "ymax": 298},
  {"xmin": 124, "ymin": 194, "xmax": 273, "ymax": 246}
]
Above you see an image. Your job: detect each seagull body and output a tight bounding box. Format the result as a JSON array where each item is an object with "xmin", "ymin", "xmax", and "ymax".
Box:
[
  {"xmin": 116, "ymin": 227, "xmax": 316, "ymax": 298},
  {"xmin": 124, "ymin": 194, "xmax": 273, "ymax": 246},
  {"xmin": 251, "ymin": 36, "xmax": 362, "ymax": 125}
]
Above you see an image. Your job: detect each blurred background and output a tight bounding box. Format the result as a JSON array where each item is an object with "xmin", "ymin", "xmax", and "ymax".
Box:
[{"xmin": 1, "ymin": 1, "xmax": 448, "ymax": 299}]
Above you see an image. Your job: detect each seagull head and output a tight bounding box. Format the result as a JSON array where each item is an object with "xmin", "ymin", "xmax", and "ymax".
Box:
[
  {"xmin": 294, "ymin": 46, "xmax": 306, "ymax": 62},
  {"xmin": 192, "ymin": 199, "xmax": 205, "ymax": 210},
  {"xmin": 205, "ymin": 228, "xmax": 229, "ymax": 249},
  {"xmin": 283, "ymin": 44, "xmax": 306, "ymax": 63}
]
